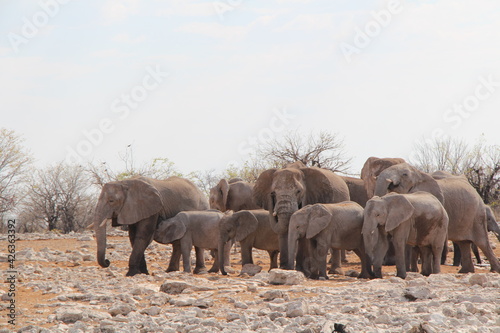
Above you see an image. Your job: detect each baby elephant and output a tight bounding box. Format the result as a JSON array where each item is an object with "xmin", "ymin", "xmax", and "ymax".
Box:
[
  {"xmin": 363, "ymin": 192, "xmax": 449, "ymax": 279},
  {"xmin": 218, "ymin": 209, "xmax": 279, "ymax": 275},
  {"xmin": 288, "ymin": 201, "xmax": 373, "ymax": 280},
  {"xmin": 154, "ymin": 210, "xmax": 224, "ymax": 273}
]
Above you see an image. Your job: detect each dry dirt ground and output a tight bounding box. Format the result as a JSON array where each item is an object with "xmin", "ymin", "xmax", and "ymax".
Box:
[{"xmin": 1, "ymin": 231, "xmax": 500, "ymax": 332}]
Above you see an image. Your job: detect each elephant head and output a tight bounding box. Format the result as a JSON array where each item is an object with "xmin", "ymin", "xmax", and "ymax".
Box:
[
  {"xmin": 361, "ymin": 157, "xmax": 405, "ymax": 198},
  {"xmin": 288, "ymin": 204, "xmax": 331, "ymax": 270},
  {"xmin": 154, "ymin": 213, "xmax": 187, "ymax": 244},
  {"xmin": 373, "ymin": 163, "xmax": 444, "ymax": 203},
  {"xmin": 485, "ymin": 205, "xmax": 500, "ymax": 242},
  {"xmin": 218, "ymin": 210, "xmax": 260, "ymax": 275},
  {"xmin": 362, "ymin": 195, "xmax": 414, "ymax": 261},
  {"xmin": 209, "ymin": 179, "xmax": 230, "ymax": 211},
  {"xmin": 93, "ymin": 177, "xmax": 165, "ymax": 268}
]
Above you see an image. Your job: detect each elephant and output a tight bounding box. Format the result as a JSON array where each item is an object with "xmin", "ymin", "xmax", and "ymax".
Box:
[
  {"xmin": 456, "ymin": 205, "xmax": 500, "ymax": 265},
  {"xmin": 360, "ymin": 157, "xmax": 405, "ymax": 198},
  {"xmin": 92, "ymin": 176, "xmax": 209, "ymax": 276},
  {"xmin": 154, "ymin": 210, "xmax": 225, "ymax": 273},
  {"xmin": 288, "ymin": 202, "xmax": 373, "ymax": 279},
  {"xmin": 209, "ymin": 178, "xmax": 260, "ymax": 212},
  {"xmin": 218, "ymin": 209, "xmax": 279, "ymax": 275},
  {"xmin": 363, "ymin": 192, "xmax": 449, "ymax": 279},
  {"xmin": 253, "ymin": 165, "xmax": 350, "ymax": 271},
  {"xmin": 341, "ymin": 176, "xmax": 369, "ymax": 207},
  {"xmin": 374, "ymin": 163, "xmax": 500, "ymax": 273}
]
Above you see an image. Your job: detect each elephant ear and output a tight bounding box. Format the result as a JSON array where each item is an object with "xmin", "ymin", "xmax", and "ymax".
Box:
[
  {"xmin": 306, "ymin": 204, "xmax": 332, "ymax": 239},
  {"xmin": 217, "ymin": 179, "xmax": 230, "ymax": 211},
  {"xmin": 118, "ymin": 177, "xmax": 164, "ymax": 225},
  {"xmin": 155, "ymin": 215, "xmax": 187, "ymax": 244},
  {"xmin": 413, "ymin": 170, "xmax": 445, "ymax": 204},
  {"xmin": 253, "ymin": 169, "xmax": 277, "ymax": 210},
  {"xmin": 301, "ymin": 167, "xmax": 343, "ymax": 204},
  {"xmin": 384, "ymin": 195, "xmax": 415, "ymax": 232},
  {"xmin": 233, "ymin": 210, "xmax": 259, "ymax": 242}
]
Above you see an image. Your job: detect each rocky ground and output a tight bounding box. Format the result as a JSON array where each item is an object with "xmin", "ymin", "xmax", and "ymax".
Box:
[{"xmin": 1, "ymin": 231, "xmax": 500, "ymax": 333}]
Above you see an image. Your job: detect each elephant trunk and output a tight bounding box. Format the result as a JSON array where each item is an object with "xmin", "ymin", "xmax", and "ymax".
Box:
[
  {"xmin": 94, "ymin": 201, "xmax": 111, "ymax": 268},
  {"xmin": 374, "ymin": 177, "xmax": 393, "ymax": 197}
]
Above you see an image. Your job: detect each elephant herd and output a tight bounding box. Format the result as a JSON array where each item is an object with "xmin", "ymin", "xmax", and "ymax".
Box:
[{"xmin": 91, "ymin": 158, "xmax": 500, "ymax": 279}]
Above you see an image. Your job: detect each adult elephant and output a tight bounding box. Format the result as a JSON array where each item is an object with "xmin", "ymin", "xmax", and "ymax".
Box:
[
  {"xmin": 361, "ymin": 157, "xmax": 405, "ymax": 198},
  {"xmin": 92, "ymin": 176, "xmax": 209, "ymax": 276},
  {"xmin": 374, "ymin": 163, "xmax": 500, "ymax": 273},
  {"xmin": 253, "ymin": 165, "xmax": 350, "ymax": 270},
  {"xmin": 209, "ymin": 178, "xmax": 260, "ymax": 212},
  {"xmin": 341, "ymin": 176, "xmax": 369, "ymax": 207}
]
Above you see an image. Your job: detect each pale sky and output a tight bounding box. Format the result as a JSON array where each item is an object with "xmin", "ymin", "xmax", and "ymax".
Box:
[{"xmin": 1, "ymin": 0, "xmax": 500, "ymax": 175}]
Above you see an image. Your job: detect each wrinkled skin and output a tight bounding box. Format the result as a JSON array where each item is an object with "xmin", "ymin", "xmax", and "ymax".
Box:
[
  {"xmin": 209, "ymin": 178, "xmax": 260, "ymax": 212},
  {"xmin": 155, "ymin": 211, "xmax": 223, "ymax": 273},
  {"xmin": 253, "ymin": 166, "xmax": 350, "ymax": 272},
  {"xmin": 361, "ymin": 157, "xmax": 405, "ymax": 198},
  {"xmin": 374, "ymin": 163, "xmax": 500, "ymax": 274},
  {"xmin": 341, "ymin": 176, "xmax": 369, "ymax": 208},
  {"xmin": 363, "ymin": 192, "xmax": 449, "ymax": 279},
  {"xmin": 92, "ymin": 176, "xmax": 209, "ymax": 276},
  {"xmin": 288, "ymin": 202, "xmax": 373, "ymax": 280},
  {"xmin": 218, "ymin": 209, "xmax": 279, "ymax": 275}
]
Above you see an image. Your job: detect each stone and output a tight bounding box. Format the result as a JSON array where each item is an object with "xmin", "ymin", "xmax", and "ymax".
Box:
[
  {"xmin": 55, "ymin": 308, "xmax": 83, "ymax": 324},
  {"xmin": 286, "ymin": 300, "xmax": 309, "ymax": 318},
  {"xmin": 109, "ymin": 303, "xmax": 134, "ymax": 316},
  {"xmin": 140, "ymin": 306, "xmax": 161, "ymax": 316},
  {"xmin": 404, "ymin": 287, "xmax": 434, "ymax": 301},
  {"xmin": 234, "ymin": 301, "xmax": 248, "ymax": 309},
  {"xmin": 193, "ymin": 298, "xmax": 213, "ymax": 309},
  {"xmin": 269, "ymin": 269, "xmax": 306, "ymax": 285},
  {"xmin": 260, "ymin": 290, "xmax": 289, "ymax": 301},
  {"xmin": 469, "ymin": 274, "xmax": 488, "ymax": 286},
  {"xmin": 240, "ymin": 264, "xmax": 262, "ymax": 276},
  {"xmin": 160, "ymin": 281, "xmax": 191, "ymax": 295}
]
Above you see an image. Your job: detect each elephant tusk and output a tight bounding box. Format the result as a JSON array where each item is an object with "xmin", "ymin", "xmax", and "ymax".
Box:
[
  {"xmin": 99, "ymin": 219, "xmax": 108, "ymax": 228},
  {"xmin": 273, "ymin": 211, "xmax": 277, "ymax": 217},
  {"xmin": 86, "ymin": 222, "xmax": 94, "ymax": 229}
]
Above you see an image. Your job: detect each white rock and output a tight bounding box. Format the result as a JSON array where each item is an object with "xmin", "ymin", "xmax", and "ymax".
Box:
[
  {"xmin": 140, "ymin": 306, "xmax": 161, "ymax": 316},
  {"xmin": 108, "ymin": 303, "xmax": 134, "ymax": 316},
  {"xmin": 241, "ymin": 264, "xmax": 262, "ymax": 276},
  {"xmin": 159, "ymin": 281, "xmax": 191, "ymax": 294},
  {"xmin": 469, "ymin": 274, "xmax": 488, "ymax": 286},
  {"xmin": 55, "ymin": 309, "xmax": 83, "ymax": 324},
  {"xmin": 269, "ymin": 269, "xmax": 306, "ymax": 285},
  {"xmin": 286, "ymin": 300, "xmax": 309, "ymax": 318}
]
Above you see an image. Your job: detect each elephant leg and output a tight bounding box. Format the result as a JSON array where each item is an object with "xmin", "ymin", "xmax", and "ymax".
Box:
[
  {"xmin": 328, "ymin": 249, "xmax": 344, "ymax": 275},
  {"xmin": 296, "ymin": 238, "xmax": 312, "ymax": 277},
  {"xmin": 180, "ymin": 238, "xmax": 193, "ymax": 273},
  {"xmin": 208, "ymin": 249, "xmax": 219, "ymax": 273},
  {"xmin": 126, "ymin": 216, "xmax": 156, "ymax": 276},
  {"xmin": 224, "ymin": 240, "xmax": 233, "ymax": 268},
  {"xmin": 392, "ymin": 237, "xmax": 407, "ymax": 279},
  {"xmin": 268, "ymin": 250, "xmax": 279, "ymax": 271},
  {"xmin": 473, "ymin": 238, "xmax": 500, "ymax": 273},
  {"xmin": 278, "ymin": 233, "xmax": 289, "ymax": 269},
  {"xmin": 316, "ymin": 244, "xmax": 329, "ymax": 280},
  {"xmin": 193, "ymin": 247, "xmax": 207, "ymax": 274},
  {"xmin": 452, "ymin": 242, "xmax": 461, "ymax": 266},
  {"xmin": 432, "ymin": 243, "xmax": 443, "ymax": 274},
  {"xmin": 341, "ymin": 249, "xmax": 348, "ymax": 263},
  {"xmin": 440, "ymin": 239, "xmax": 448, "ymax": 265},
  {"xmin": 419, "ymin": 246, "xmax": 433, "ymax": 276},
  {"xmin": 383, "ymin": 240, "xmax": 396, "ymax": 266},
  {"xmin": 240, "ymin": 241, "xmax": 253, "ymax": 266},
  {"xmin": 166, "ymin": 240, "xmax": 181, "ymax": 272},
  {"xmin": 353, "ymin": 248, "xmax": 370, "ymax": 279},
  {"xmin": 471, "ymin": 244, "xmax": 481, "ymax": 264},
  {"xmin": 457, "ymin": 241, "xmax": 474, "ymax": 273},
  {"xmin": 410, "ymin": 246, "xmax": 419, "ymax": 272}
]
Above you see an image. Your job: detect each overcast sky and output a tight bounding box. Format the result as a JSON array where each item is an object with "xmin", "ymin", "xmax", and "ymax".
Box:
[{"xmin": 1, "ymin": 0, "xmax": 500, "ymax": 175}]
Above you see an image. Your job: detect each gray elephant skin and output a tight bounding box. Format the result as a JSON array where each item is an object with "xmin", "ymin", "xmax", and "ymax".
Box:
[
  {"xmin": 363, "ymin": 192, "xmax": 449, "ymax": 279},
  {"xmin": 154, "ymin": 210, "xmax": 224, "ymax": 273},
  {"xmin": 218, "ymin": 209, "xmax": 279, "ymax": 275},
  {"xmin": 288, "ymin": 202, "xmax": 373, "ymax": 279},
  {"xmin": 209, "ymin": 178, "xmax": 259, "ymax": 212},
  {"xmin": 361, "ymin": 157, "xmax": 405, "ymax": 198},
  {"xmin": 253, "ymin": 165, "xmax": 350, "ymax": 270},
  {"xmin": 341, "ymin": 176, "xmax": 369, "ymax": 207},
  {"xmin": 93, "ymin": 176, "xmax": 208, "ymax": 276},
  {"xmin": 374, "ymin": 163, "xmax": 500, "ymax": 273}
]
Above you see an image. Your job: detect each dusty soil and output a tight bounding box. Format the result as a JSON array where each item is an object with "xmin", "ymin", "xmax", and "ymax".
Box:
[{"xmin": 1, "ymin": 231, "xmax": 499, "ymax": 332}]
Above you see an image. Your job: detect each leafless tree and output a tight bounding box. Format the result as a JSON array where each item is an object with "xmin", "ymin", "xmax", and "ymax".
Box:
[
  {"xmin": 21, "ymin": 163, "xmax": 95, "ymax": 233},
  {"xmin": 257, "ymin": 130, "xmax": 352, "ymax": 173},
  {"xmin": 0, "ymin": 128, "xmax": 32, "ymax": 216},
  {"xmin": 411, "ymin": 137, "xmax": 500, "ymax": 205}
]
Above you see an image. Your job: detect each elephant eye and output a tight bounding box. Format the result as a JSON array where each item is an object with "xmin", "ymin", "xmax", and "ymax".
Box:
[{"xmin": 402, "ymin": 173, "xmax": 408, "ymax": 177}]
